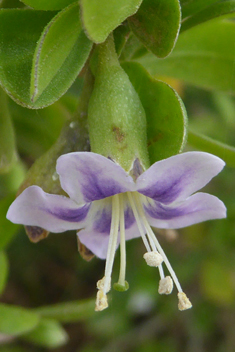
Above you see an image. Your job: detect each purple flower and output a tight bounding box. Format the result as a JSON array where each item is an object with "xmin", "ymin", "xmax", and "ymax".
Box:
[{"xmin": 7, "ymin": 151, "xmax": 226, "ymax": 311}]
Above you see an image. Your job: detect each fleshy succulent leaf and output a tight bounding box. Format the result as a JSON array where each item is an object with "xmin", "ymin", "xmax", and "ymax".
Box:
[
  {"xmin": 122, "ymin": 62, "xmax": 187, "ymax": 163},
  {"xmin": 80, "ymin": 0, "xmax": 143, "ymax": 43},
  {"xmin": 129, "ymin": 0, "xmax": 181, "ymax": 58}
]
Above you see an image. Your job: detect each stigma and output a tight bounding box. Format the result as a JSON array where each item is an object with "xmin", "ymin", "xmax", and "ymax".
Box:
[{"xmin": 95, "ymin": 192, "xmax": 192, "ymax": 312}]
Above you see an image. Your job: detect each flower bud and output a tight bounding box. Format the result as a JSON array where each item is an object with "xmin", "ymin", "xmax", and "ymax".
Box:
[{"xmin": 88, "ymin": 34, "xmax": 149, "ymax": 172}]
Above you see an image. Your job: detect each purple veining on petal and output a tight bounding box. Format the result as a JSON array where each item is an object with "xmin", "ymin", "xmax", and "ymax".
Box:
[
  {"xmin": 138, "ymin": 173, "xmax": 189, "ymax": 204},
  {"xmin": 146, "ymin": 192, "xmax": 226, "ymax": 229},
  {"xmin": 78, "ymin": 163, "xmax": 125, "ymax": 202},
  {"xmin": 93, "ymin": 207, "xmax": 112, "ymax": 234},
  {"xmin": 45, "ymin": 203, "xmax": 91, "ymax": 222},
  {"xmin": 92, "ymin": 202, "xmax": 135, "ymax": 234},
  {"xmin": 144, "ymin": 200, "xmax": 190, "ymax": 220},
  {"xmin": 124, "ymin": 206, "xmax": 135, "ymax": 229},
  {"xmin": 57, "ymin": 152, "xmax": 136, "ymax": 204},
  {"xmin": 137, "ymin": 152, "xmax": 225, "ymax": 205}
]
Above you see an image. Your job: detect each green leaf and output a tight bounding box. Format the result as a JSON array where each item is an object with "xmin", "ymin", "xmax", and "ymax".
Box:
[
  {"xmin": 128, "ymin": 0, "xmax": 181, "ymax": 58},
  {"xmin": 0, "ymin": 9, "xmax": 56, "ymax": 108},
  {"xmin": 0, "ymin": 197, "xmax": 20, "ymax": 250},
  {"xmin": 120, "ymin": 33, "xmax": 148, "ymax": 61},
  {"xmin": 180, "ymin": 0, "xmax": 219, "ymax": 19},
  {"xmin": 113, "ymin": 23, "xmax": 130, "ymax": 57},
  {"xmin": 122, "ymin": 62, "xmax": 187, "ymax": 163},
  {"xmin": 20, "ymin": 0, "xmax": 75, "ymax": 10},
  {"xmin": 18, "ymin": 73, "xmax": 92, "ymax": 198},
  {"xmin": 31, "ymin": 3, "xmax": 92, "ymax": 106},
  {"xmin": 34, "ymin": 299, "xmax": 95, "ymax": 322},
  {"xmin": 22, "ymin": 318, "xmax": 68, "ymax": 348},
  {"xmin": 0, "ymin": 251, "xmax": 8, "ymax": 294},
  {"xmin": 0, "ymin": 304, "xmax": 40, "ymax": 336},
  {"xmin": 181, "ymin": 1, "xmax": 235, "ymax": 32},
  {"xmin": 0, "ymin": 0, "xmax": 24, "ymax": 9},
  {"xmin": 80, "ymin": 0, "xmax": 143, "ymax": 43},
  {"xmin": 188, "ymin": 130, "xmax": 235, "ymax": 168},
  {"xmin": 10, "ymin": 99, "xmax": 67, "ymax": 159},
  {"xmin": 0, "ymin": 162, "xmax": 25, "ymax": 198},
  {"xmin": 137, "ymin": 19, "xmax": 235, "ymax": 94},
  {"xmin": 0, "ymin": 89, "xmax": 17, "ymax": 174}
]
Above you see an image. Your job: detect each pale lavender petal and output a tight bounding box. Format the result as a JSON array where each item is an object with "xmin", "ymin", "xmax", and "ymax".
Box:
[
  {"xmin": 77, "ymin": 199, "xmax": 111, "ymax": 259},
  {"xmin": 77, "ymin": 229, "xmax": 110, "ymax": 259},
  {"xmin": 78, "ymin": 198, "xmax": 138, "ymax": 259},
  {"xmin": 136, "ymin": 152, "xmax": 225, "ymax": 204},
  {"xmin": 56, "ymin": 152, "xmax": 135, "ymax": 204},
  {"xmin": 124, "ymin": 221, "xmax": 142, "ymax": 242},
  {"xmin": 6, "ymin": 186, "xmax": 90, "ymax": 232},
  {"xmin": 145, "ymin": 192, "xmax": 226, "ymax": 229},
  {"xmin": 78, "ymin": 221, "xmax": 140, "ymax": 259}
]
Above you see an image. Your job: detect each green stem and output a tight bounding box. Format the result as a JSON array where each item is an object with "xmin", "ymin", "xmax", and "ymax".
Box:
[
  {"xmin": 188, "ymin": 130, "xmax": 235, "ymax": 168},
  {"xmin": 0, "ymin": 89, "xmax": 17, "ymax": 173}
]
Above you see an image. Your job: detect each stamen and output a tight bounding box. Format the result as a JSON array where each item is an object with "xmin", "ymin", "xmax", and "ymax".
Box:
[
  {"xmin": 128, "ymin": 192, "xmax": 165, "ymax": 280},
  {"xmin": 178, "ymin": 292, "xmax": 192, "ymax": 311},
  {"xmin": 133, "ymin": 193, "xmax": 183, "ymax": 293},
  {"xmin": 146, "ymin": 229, "xmax": 158, "ymax": 252},
  {"xmin": 127, "ymin": 192, "xmax": 151, "ymax": 252},
  {"xmin": 97, "ymin": 276, "xmax": 111, "ymax": 293},
  {"xmin": 102, "ymin": 194, "xmax": 120, "ymax": 295},
  {"xmin": 158, "ymin": 276, "xmax": 173, "ymax": 295},
  {"xmin": 143, "ymin": 251, "xmax": 163, "ymax": 267},
  {"xmin": 115, "ymin": 193, "xmax": 128, "ymax": 290},
  {"xmin": 95, "ymin": 290, "xmax": 108, "ymax": 311},
  {"xmin": 158, "ymin": 264, "xmax": 165, "ymax": 280}
]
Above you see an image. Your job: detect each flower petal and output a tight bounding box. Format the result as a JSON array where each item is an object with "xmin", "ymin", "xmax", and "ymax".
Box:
[
  {"xmin": 144, "ymin": 192, "xmax": 227, "ymax": 229},
  {"xmin": 77, "ymin": 198, "xmax": 112, "ymax": 259},
  {"xmin": 136, "ymin": 152, "xmax": 225, "ymax": 204},
  {"xmin": 124, "ymin": 221, "xmax": 142, "ymax": 242},
  {"xmin": 57, "ymin": 152, "xmax": 135, "ymax": 204},
  {"xmin": 6, "ymin": 186, "xmax": 90, "ymax": 232},
  {"xmin": 78, "ymin": 197, "xmax": 138, "ymax": 259},
  {"xmin": 77, "ymin": 228, "xmax": 110, "ymax": 260},
  {"xmin": 78, "ymin": 221, "xmax": 140, "ymax": 259}
]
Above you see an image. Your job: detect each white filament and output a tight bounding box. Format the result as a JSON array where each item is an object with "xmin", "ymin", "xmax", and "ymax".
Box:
[
  {"xmin": 103, "ymin": 194, "xmax": 120, "ymax": 294},
  {"xmin": 132, "ymin": 192, "xmax": 183, "ymax": 293},
  {"xmin": 127, "ymin": 192, "xmax": 151, "ymax": 252}
]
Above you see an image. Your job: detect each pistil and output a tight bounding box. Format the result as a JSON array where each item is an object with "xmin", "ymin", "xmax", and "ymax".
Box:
[{"xmin": 114, "ymin": 193, "xmax": 129, "ymax": 291}]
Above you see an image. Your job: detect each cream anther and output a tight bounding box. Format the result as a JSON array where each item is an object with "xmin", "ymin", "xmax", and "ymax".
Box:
[
  {"xmin": 97, "ymin": 276, "xmax": 111, "ymax": 293},
  {"xmin": 158, "ymin": 276, "xmax": 173, "ymax": 295},
  {"xmin": 178, "ymin": 292, "xmax": 192, "ymax": 311},
  {"xmin": 143, "ymin": 251, "xmax": 163, "ymax": 267},
  {"xmin": 95, "ymin": 290, "xmax": 108, "ymax": 311}
]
